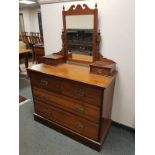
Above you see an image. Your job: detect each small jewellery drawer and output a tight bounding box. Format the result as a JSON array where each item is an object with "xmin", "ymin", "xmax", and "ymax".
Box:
[
  {"xmin": 33, "ymin": 87, "xmax": 100, "ymax": 123},
  {"xmin": 40, "ymin": 57, "xmax": 64, "ymax": 66},
  {"xmin": 35, "ymin": 101, "xmax": 99, "ymax": 141},
  {"xmin": 92, "ymin": 68, "xmax": 106, "ymax": 75},
  {"xmin": 91, "ymin": 67, "xmax": 112, "ymax": 76},
  {"xmin": 61, "ymin": 80, "xmax": 102, "ymax": 106},
  {"xmin": 30, "ymin": 72, "xmax": 61, "ymax": 93}
]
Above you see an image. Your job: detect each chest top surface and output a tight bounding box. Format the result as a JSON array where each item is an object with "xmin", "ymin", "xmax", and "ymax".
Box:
[{"xmin": 28, "ymin": 63, "xmax": 115, "ymax": 88}]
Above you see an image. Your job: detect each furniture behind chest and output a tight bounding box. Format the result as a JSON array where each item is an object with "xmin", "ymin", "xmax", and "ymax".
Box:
[
  {"xmin": 33, "ymin": 43, "xmax": 45, "ymax": 63},
  {"xmin": 28, "ymin": 4, "xmax": 117, "ymax": 152}
]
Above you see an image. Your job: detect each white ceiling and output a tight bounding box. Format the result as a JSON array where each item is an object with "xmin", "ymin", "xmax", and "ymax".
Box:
[
  {"xmin": 19, "ymin": 0, "xmax": 85, "ymax": 9},
  {"xmin": 19, "ymin": 0, "xmax": 40, "ymax": 9},
  {"xmin": 38, "ymin": 0, "xmax": 85, "ymax": 5}
]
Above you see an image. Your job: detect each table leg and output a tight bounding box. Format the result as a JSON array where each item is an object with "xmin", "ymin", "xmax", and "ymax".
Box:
[{"xmin": 24, "ymin": 53, "xmax": 29, "ymax": 68}]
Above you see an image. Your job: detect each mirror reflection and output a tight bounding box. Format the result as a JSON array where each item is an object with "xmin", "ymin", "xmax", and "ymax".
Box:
[
  {"xmin": 67, "ymin": 29, "xmax": 93, "ymax": 55},
  {"xmin": 66, "ymin": 15, "xmax": 94, "ymax": 62}
]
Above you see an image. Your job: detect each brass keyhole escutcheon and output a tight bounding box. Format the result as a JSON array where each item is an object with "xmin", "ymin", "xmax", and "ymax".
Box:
[
  {"xmin": 75, "ymin": 106, "xmax": 84, "ymax": 113},
  {"xmin": 75, "ymin": 87, "xmax": 85, "ymax": 97}
]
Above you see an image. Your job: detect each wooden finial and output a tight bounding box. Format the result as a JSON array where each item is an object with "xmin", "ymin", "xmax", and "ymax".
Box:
[
  {"xmin": 95, "ymin": 3, "xmax": 97, "ymax": 9},
  {"xmin": 63, "ymin": 5, "xmax": 65, "ymax": 11}
]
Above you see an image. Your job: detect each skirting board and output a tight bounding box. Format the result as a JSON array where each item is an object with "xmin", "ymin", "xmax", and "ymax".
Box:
[{"xmin": 111, "ymin": 121, "xmax": 135, "ymax": 134}]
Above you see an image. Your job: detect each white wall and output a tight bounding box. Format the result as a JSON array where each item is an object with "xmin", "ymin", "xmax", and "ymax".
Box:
[
  {"xmin": 20, "ymin": 9, "xmax": 31, "ymax": 32},
  {"xmin": 41, "ymin": 0, "xmax": 135, "ymax": 128},
  {"xmin": 19, "ymin": 7, "xmax": 40, "ymax": 33},
  {"xmin": 29, "ymin": 8, "xmax": 40, "ymax": 32}
]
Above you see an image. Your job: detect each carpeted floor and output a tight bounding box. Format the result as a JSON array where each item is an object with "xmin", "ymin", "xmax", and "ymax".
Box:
[
  {"xmin": 19, "ymin": 77, "xmax": 33, "ymax": 101},
  {"xmin": 19, "ymin": 77, "xmax": 135, "ymax": 155},
  {"xmin": 19, "ymin": 58, "xmax": 35, "ymax": 77}
]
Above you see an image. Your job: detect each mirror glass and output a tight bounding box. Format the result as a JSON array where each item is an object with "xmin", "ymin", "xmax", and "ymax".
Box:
[
  {"xmin": 66, "ymin": 15, "xmax": 94, "ymax": 62},
  {"xmin": 66, "ymin": 15, "xmax": 93, "ymax": 29}
]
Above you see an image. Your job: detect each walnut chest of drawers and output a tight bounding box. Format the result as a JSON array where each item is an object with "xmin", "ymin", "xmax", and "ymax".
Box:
[{"xmin": 28, "ymin": 63, "xmax": 116, "ymax": 151}]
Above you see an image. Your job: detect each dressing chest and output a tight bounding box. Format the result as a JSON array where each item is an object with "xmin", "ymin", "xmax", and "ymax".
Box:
[{"xmin": 28, "ymin": 4, "xmax": 117, "ymax": 151}]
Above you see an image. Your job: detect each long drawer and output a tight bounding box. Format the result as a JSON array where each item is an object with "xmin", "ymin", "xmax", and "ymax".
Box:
[
  {"xmin": 32, "ymin": 87, "xmax": 100, "ymax": 123},
  {"xmin": 61, "ymin": 80, "xmax": 102, "ymax": 106},
  {"xmin": 30, "ymin": 71, "xmax": 102, "ymax": 106},
  {"xmin": 35, "ymin": 101, "xmax": 99, "ymax": 141},
  {"xmin": 30, "ymin": 72, "xmax": 61, "ymax": 93}
]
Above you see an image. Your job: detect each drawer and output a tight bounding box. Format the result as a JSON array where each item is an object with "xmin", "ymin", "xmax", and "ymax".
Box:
[
  {"xmin": 30, "ymin": 72, "xmax": 61, "ymax": 93},
  {"xmin": 33, "ymin": 87, "xmax": 100, "ymax": 123},
  {"xmin": 61, "ymin": 80, "xmax": 102, "ymax": 106},
  {"xmin": 35, "ymin": 102, "xmax": 52, "ymax": 119},
  {"xmin": 40, "ymin": 58, "xmax": 64, "ymax": 65},
  {"xmin": 91, "ymin": 67, "xmax": 112, "ymax": 76},
  {"xmin": 35, "ymin": 101, "xmax": 99, "ymax": 141}
]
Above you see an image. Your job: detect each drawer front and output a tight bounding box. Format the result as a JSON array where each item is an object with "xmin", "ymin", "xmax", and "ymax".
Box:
[
  {"xmin": 35, "ymin": 102, "xmax": 52, "ymax": 119},
  {"xmin": 30, "ymin": 72, "xmax": 61, "ymax": 93},
  {"xmin": 40, "ymin": 58, "xmax": 64, "ymax": 65},
  {"xmin": 35, "ymin": 101, "xmax": 99, "ymax": 141},
  {"xmin": 61, "ymin": 80, "xmax": 102, "ymax": 106},
  {"xmin": 33, "ymin": 87, "xmax": 100, "ymax": 123},
  {"xmin": 91, "ymin": 67, "xmax": 111, "ymax": 76}
]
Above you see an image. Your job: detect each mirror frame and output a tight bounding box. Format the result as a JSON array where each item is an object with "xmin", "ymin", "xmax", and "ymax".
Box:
[{"xmin": 62, "ymin": 4, "xmax": 98, "ymax": 63}]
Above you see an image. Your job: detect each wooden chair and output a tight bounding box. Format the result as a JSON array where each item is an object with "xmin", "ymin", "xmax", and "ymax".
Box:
[
  {"xmin": 20, "ymin": 32, "xmax": 29, "ymax": 48},
  {"xmin": 21, "ymin": 32, "xmax": 28, "ymax": 36}
]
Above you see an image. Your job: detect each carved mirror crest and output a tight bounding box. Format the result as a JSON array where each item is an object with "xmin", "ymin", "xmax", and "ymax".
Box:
[{"xmin": 62, "ymin": 4, "xmax": 100, "ymax": 64}]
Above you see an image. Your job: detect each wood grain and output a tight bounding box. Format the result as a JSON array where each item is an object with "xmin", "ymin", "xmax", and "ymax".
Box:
[
  {"xmin": 35, "ymin": 101, "xmax": 99, "ymax": 141},
  {"xmin": 34, "ymin": 113, "xmax": 109, "ymax": 151},
  {"xmin": 28, "ymin": 63, "xmax": 114, "ymax": 88},
  {"xmin": 32, "ymin": 86, "xmax": 100, "ymax": 123},
  {"xmin": 61, "ymin": 79, "xmax": 102, "ymax": 106},
  {"xmin": 68, "ymin": 53, "xmax": 93, "ymax": 63}
]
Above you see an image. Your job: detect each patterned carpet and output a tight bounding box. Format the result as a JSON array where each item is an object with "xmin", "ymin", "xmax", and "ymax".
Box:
[
  {"xmin": 19, "ymin": 60, "xmax": 34, "ymax": 105},
  {"xmin": 19, "ymin": 95, "xmax": 26, "ymax": 103}
]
